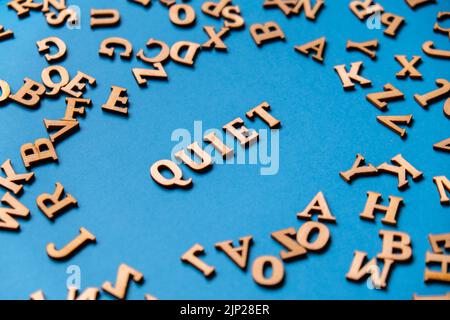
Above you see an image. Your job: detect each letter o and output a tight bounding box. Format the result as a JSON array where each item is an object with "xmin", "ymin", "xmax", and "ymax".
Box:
[
  {"xmin": 169, "ymin": 4, "xmax": 196, "ymax": 27},
  {"xmin": 296, "ymin": 221, "xmax": 330, "ymax": 251},
  {"xmin": 252, "ymin": 255, "xmax": 285, "ymax": 287}
]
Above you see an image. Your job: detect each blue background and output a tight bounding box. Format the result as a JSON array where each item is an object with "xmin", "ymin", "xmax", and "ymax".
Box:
[{"xmin": 0, "ymin": 0, "xmax": 449, "ymax": 300}]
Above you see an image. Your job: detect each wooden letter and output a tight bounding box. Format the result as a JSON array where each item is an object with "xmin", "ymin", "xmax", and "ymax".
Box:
[
  {"xmin": 0, "ymin": 25, "xmax": 14, "ymax": 42},
  {"xmin": 169, "ymin": 4, "xmax": 196, "ymax": 27},
  {"xmin": 42, "ymin": 0, "xmax": 66, "ymax": 13},
  {"xmin": 90, "ymin": 9, "xmax": 120, "ymax": 28},
  {"xmin": 0, "ymin": 159, "xmax": 34, "ymax": 195},
  {"xmin": 0, "ymin": 80, "xmax": 11, "ymax": 103},
  {"xmin": 250, "ymin": 22, "xmax": 285, "ymax": 46},
  {"xmin": 246, "ymin": 102, "xmax": 281, "ymax": 128},
  {"xmin": 366, "ymin": 83, "xmax": 404, "ymax": 110},
  {"xmin": 132, "ymin": 63, "xmax": 168, "ymax": 86},
  {"xmin": 377, "ymin": 154, "xmax": 423, "ymax": 189},
  {"xmin": 67, "ymin": 287, "xmax": 99, "ymax": 300},
  {"xmin": 47, "ymin": 227, "xmax": 96, "ymax": 260},
  {"xmin": 170, "ymin": 41, "xmax": 201, "ymax": 66},
  {"xmin": 223, "ymin": 6, "xmax": 245, "ymax": 29},
  {"xmin": 346, "ymin": 251, "xmax": 394, "ymax": 289},
  {"xmin": 428, "ymin": 233, "xmax": 450, "ymax": 254},
  {"xmin": 296, "ymin": 221, "xmax": 330, "ymax": 251},
  {"xmin": 175, "ymin": 142, "xmax": 212, "ymax": 172},
  {"xmin": 202, "ymin": 26, "xmax": 229, "ymax": 51},
  {"xmin": 339, "ymin": 153, "xmax": 378, "ymax": 183},
  {"xmin": 360, "ymin": 191, "xmax": 403, "ymax": 225},
  {"xmin": 45, "ymin": 7, "xmax": 78, "ymax": 27},
  {"xmin": 376, "ymin": 115, "xmax": 413, "ymax": 138},
  {"xmin": 44, "ymin": 119, "xmax": 79, "ymax": 143},
  {"xmin": 263, "ymin": 0, "xmax": 298, "ymax": 16},
  {"xmin": 414, "ymin": 78, "xmax": 450, "ymax": 109},
  {"xmin": 36, "ymin": 182, "xmax": 77, "ymax": 219},
  {"xmin": 434, "ymin": 137, "xmax": 450, "ymax": 153},
  {"xmin": 349, "ymin": 0, "xmax": 383, "ymax": 20},
  {"xmin": 271, "ymin": 227, "xmax": 307, "ymax": 261},
  {"xmin": 223, "ymin": 117, "xmax": 258, "ymax": 147},
  {"xmin": 423, "ymin": 41, "xmax": 450, "ymax": 59},
  {"xmin": 150, "ymin": 159, "xmax": 192, "ymax": 188},
  {"xmin": 128, "ymin": 0, "xmax": 151, "ymax": 7},
  {"xmin": 346, "ymin": 39, "xmax": 378, "ymax": 60},
  {"xmin": 433, "ymin": 176, "xmax": 450, "ymax": 205},
  {"xmin": 0, "ymin": 192, "xmax": 30, "ymax": 231},
  {"xmin": 413, "ymin": 292, "xmax": 450, "ymax": 300},
  {"xmin": 99, "ymin": 37, "xmax": 133, "ymax": 60},
  {"xmin": 181, "ymin": 243, "xmax": 215, "ymax": 277},
  {"xmin": 297, "ymin": 191, "xmax": 336, "ymax": 222},
  {"xmin": 8, "ymin": 0, "xmax": 42, "ymax": 17},
  {"xmin": 292, "ymin": 0, "xmax": 324, "ymax": 20},
  {"xmin": 20, "ymin": 138, "xmax": 58, "ymax": 169},
  {"xmin": 10, "ymin": 78, "xmax": 46, "ymax": 108},
  {"xmin": 378, "ymin": 230, "xmax": 412, "ymax": 262},
  {"xmin": 215, "ymin": 236, "xmax": 253, "ymax": 270},
  {"xmin": 381, "ymin": 13, "xmax": 404, "ymax": 37},
  {"xmin": 334, "ymin": 61, "xmax": 372, "ymax": 90},
  {"xmin": 252, "ymin": 256, "xmax": 285, "ymax": 287},
  {"xmin": 425, "ymin": 252, "xmax": 450, "ymax": 283},
  {"xmin": 136, "ymin": 38, "xmax": 170, "ymax": 64},
  {"xmin": 102, "ymin": 264, "xmax": 144, "ymax": 300},
  {"xmin": 204, "ymin": 132, "xmax": 233, "ymax": 159},
  {"xmin": 201, "ymin": 0, "xmax": 231, "ymax": 18},
  {"xmin": 405, "ymin": 0, "xmax": 436, "ymax": 9},
  {"xmin": 102, "ymin": 86, "xmax": 129, "ymax": 115},
  {"xmin": 36, "ymin": 36, "xmax": 67, "ymax": 63},
  {"xmin": 294, "ymin": 37, "xmax": 326, "ymax": 63},
  {"xmin": 64, "ymin": 97, "xmax": 90, "ymax": 121},
  {"xmin": 61, "ymin": 71, "xmax": 96, "ymax": 98},
  {"xmin": 395, "ymin": 55, "xmax": 422, "ymax": 79},
  {"xmin": 41, "ymin": 65, "xmax": 70, "ymax": 96}
]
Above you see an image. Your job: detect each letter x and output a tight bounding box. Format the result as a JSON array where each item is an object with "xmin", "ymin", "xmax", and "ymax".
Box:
[
  {"xmin": 202, "ymin": 26, "xmax": 230, "ymax": 50},
  {"xmin": 395, "ymin": 55, "xmax": 422, "ymax": 80}
]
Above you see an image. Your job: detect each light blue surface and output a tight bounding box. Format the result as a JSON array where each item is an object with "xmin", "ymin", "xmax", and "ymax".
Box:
[{"xmin": 0, "ymin": 0, "xmax": 449, "ymax": 300}]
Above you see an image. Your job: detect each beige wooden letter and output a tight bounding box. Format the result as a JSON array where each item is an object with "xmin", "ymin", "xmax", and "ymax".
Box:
[
  {"xmin": 246, "ymin": 101, "xmax": 281, "ymax": 129},
  {"xmin": 250, "ymin": 22, "xmax": 285, "ymax": 46},
  {"xmin": 433, "ymin": 176, "xmax": 450, "ymax": 205},
  {"xmin": 0, "ymin": 159, "xmax": 34, "ymax": 195},
  {"xmin": 346, "ymin": 251, "xmax": 394, "ymax": 289},
  {"xmin": 181, "ymin": 243, "xmax": 215, "ymax": 278},
  {"xmin": 252, "ymin": 256, "xmax": 285, "ymax": 287},
  {"xmin": 339, "ymin": 154, "xmax": 378, "ymax": 183},
  {"xmin": 90, "ymin": 9, "xmax": 120, "ymax": 28},
  {"xmin": 334, "ymin": 62, "xmax": 372, "ymax": 90},
  {"xmin": 102, "ymin": 264, "xmax": 144, "ymax": 300},
  {"xmin": 47, "ymin": 227, "xmax": 96, "ymax": 260},
  {"xmin": 297, "ymin": 191, "xmax": 336, "ymax": 222},
  {"xmin": 175, "ymin": 142, "xmax": 213, "ymax": 172},
  {"xmin": 271, "ymin": 227, "xmax": 307, "ymax": 261},
  {"xmin": 223, "ymin": 117, "xmax": 258, "ymax": 147},
  {"xmin": 150, "ymin": 159, "xmax": 192, "ymax": 189},
  {"xmin": 377, "ymin": 154, "xmax": 423, "ymax": 189},
  {"xmin": 359, "ymin": 191, "xmax": 403, "ymax": 225},
  {"xmin": 215, "ymin": 236, "xmax": 253, "ymax": 270},
  {"xmin": 378, "ymin": 230, "xmax": 412, "ymax": 262},
  {"xmin": 0, "ymin": 192, "xmax": 30, "ymax": 231},
  {"xmin": 101, "ymin": 86, "xmax": 129, "ymax": 115},
  {"xmin": 36, "ymin": 182, "xmax": 77, "ymax": 219},
  {"xmin": 10, "ymin": 78, "xmax": 46, "ymax": 108},
  {"xmin": 20, "ymin": 138, "xmax": 58, "ymax": 169}
]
